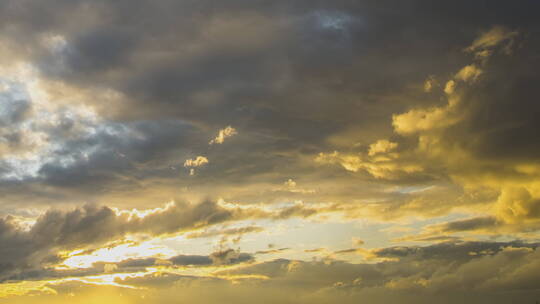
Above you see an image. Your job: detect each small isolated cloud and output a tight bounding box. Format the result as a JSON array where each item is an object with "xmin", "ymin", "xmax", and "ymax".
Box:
[
  {"xmin": 184, "ymin": 156, "xmax": 209, "ymax": 176},
  {"xmin": 276, "ymin": 178, "xmax": 316, "ymax": 194},
  {"xmin": 284, "ymin": 179, "xmax": 297, "ymax": 188},
  {"xmin": 184, "ymin": 156, "xmax": 209, "ymax": 167},
  {"xmin": 209, "ymin": 126, "xmax": 237, "ymax": 145}
]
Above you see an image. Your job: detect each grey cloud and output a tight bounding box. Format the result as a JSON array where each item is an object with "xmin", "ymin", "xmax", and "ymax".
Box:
[
  {"xmin": 0, "ymin": 84, "xmax": 30, "ymax": 127},
  {"xmin": 115, "ymin": 272, "xmax": 223, "ymax": 289},
  {"xmin": 185, "ymin": 226, "xmax": 264, "ymax": 239},
  {"xmin": 212, "ymin": 241, "xmax": 540, "ymax": 303},
  {"xmin": 209, "ymin": 249, "xmax": 254, "ymax": 265},
  {"xmin": 6, "ymin": 241, "xmax": 540, "ymax": 304},
  {"xmin": 94, "ymin": 249, "xmax": 253, "ymax": 270},
  {"xmin": 437, "ymin": 216, "xmax": 500, "ymax": 233},
  {"xmin": 0, "ymin": 0, "xmax": 536, "ymax": 213},
  {"xmin": 255, "ymin": 248, "xmax": 290, "ymax": 255},
  {"xmin": 372, "ymin": 241, "xmax": 536, "ymax": 262},
  {"xmin": 7, "ymin": 248, "xmax": 255, "ymax": 282},
  {"xmin": 0, "ymin": 200, "xmax": 233, "ymax": 281},
  {"xmin": 0, "ymin": 198, "xmax": 335, "ymax": 281},
  {"xmin": 169, "ymin": 255, "xmax": 212, "ymax": 267},
  {"xmin": 36, "ymin": 119, "xmax": 196, "ymax": 188},
  {"xmin": 6, "ymin": 1, "xmax": 537, "ymax": 143},
  {"xmin": 334, "ymin": 248, "xmax": 359, "ymax": 254}
]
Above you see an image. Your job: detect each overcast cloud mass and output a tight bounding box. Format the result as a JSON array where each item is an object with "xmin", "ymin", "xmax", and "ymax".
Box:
[{"xmin": 0, "ymin": 0, "xmax": 539, "ymax": 303}]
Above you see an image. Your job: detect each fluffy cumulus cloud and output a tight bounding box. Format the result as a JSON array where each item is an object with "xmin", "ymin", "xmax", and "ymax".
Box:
[{"xmin": 0, "ymin": 0, "xmax": 538, "ymax": 302}]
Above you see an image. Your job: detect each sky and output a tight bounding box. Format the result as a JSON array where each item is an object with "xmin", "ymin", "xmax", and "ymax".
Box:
[{"xmin": 0, "ymin": 1, "xmax": 539, "ymax": 303}]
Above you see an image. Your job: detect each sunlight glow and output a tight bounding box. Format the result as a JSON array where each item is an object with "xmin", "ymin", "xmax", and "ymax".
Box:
[{"xmin": 62, "ymin": 241, "xmax": 176, "ymax": 269}]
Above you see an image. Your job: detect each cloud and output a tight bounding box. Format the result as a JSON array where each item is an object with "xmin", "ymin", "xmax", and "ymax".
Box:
[
  {"xmin": 185, "ymin": 225, "xmax": 264, "ymax": 239},
  {"xmin": 0, "ymin": 1, "xmax": 533, "ymax": 223},
  {"xmin": 368, "ymin": 140, "xmax": 398, "ymax": 156},
  {"xmin": 392, "ymin": 92, "xmax": 461, "ymax": 135},
  {"xmin": 210, "ymin": 241, "xmax": 540, "ymax": 303},
  {"xmin": 316, "ymin": 148, "xmax": 423, "ymax": 180},
  {"xmin": 0, "ymin": 0, "xmax": 532, "ymax": 213},
  {"xmin": 0, "ymin": 198, "xmax": 343, "ymax": 282},
  {"xmin": 454, "ymin": 64, "xmax": 482, "ymax": 82},
  {"xmin": 423, "ymin": 75, "xmax": 438, "ymax": 92},
  {"xmin": 170, "ymin": 249, "xmax": 253, "ymax": 267},
  {"xmin": 0, "ymin": 200, "xmax": 235, "ymax": 281},
  {"xmin": 465, "ymin": 26, "xmax": 518, "ymax": 56},
  {"xmin": 381, "ymin": 25, "xmax": 540, "ymax": 230},
  {"xmin": 210, "ymin": 249, "xmax": 254, "ymax": 265},
  {"xmin": 184, "ymin": 156, "xmax": 209, "ymax": 167},
  {"xmin": 209, "ymin": 126, "xmax": 237, "ymax": 145},
  {"xmin": 496, "ymin": 187, "xmax": 540, "ymax": 223},
  {"xmin": 434, "ymin": 216, "xmax": 499, "ymax": 233},
  {"xmin": 0, "ymin": 2, "xmax": 538, "ymax": 302},
  {"xmin": 255, "ymin": 247, "xmax": 290, "ymax": 255},
  {"xmin": 5, "ymin": 242, "xmax": 540, "ymax": 303},
  {"xmin": 184, "ymin": 156, "xmax": 209, "ymax": 175}
]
